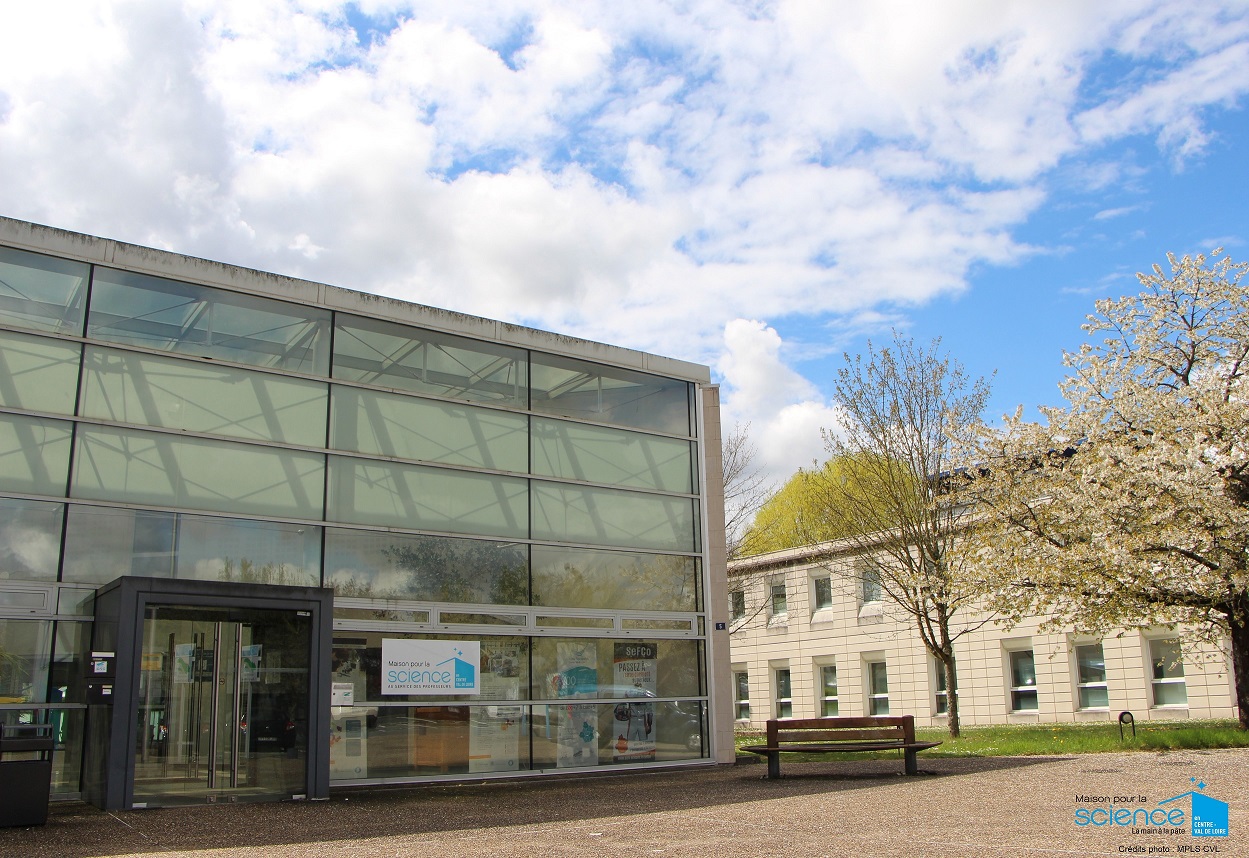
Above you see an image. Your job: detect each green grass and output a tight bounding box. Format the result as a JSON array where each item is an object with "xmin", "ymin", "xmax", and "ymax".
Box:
[{"xmin": 735, "ymin": 720, "xmax": 1249, "ymax": 760}]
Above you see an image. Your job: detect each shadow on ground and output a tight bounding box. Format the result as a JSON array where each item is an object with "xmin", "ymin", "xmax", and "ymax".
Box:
[{"xmin": 0, "ymin": 756, "xmax": 1061, "ymax": 858}]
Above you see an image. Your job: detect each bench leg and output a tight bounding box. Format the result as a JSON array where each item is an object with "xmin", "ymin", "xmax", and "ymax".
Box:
[
  {"xmin": 767, "ymin": 751, "xmax": 780, "ymax": 779},
  {"xmin": 904, "ymin": 749, "xmax": 918, "ymax": 775}
]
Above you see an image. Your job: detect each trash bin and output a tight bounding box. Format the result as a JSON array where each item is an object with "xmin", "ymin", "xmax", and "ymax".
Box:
[{"xmin": 0, "ymin": 724, "xmax": 54, "ymax": 827}]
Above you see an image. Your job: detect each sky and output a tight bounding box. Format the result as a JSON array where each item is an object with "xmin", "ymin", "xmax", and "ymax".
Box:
[{"xmin": 2, "ymin": 0, "xmax": 1248, "ymax": 489}]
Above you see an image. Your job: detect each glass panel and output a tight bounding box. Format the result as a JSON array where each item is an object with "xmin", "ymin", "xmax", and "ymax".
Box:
[
  {"xmin": 0, "ymin": 618, "xmax": 52, "ymax": 703},
  {"xmin": 88, "ymin": 268, "xmax": 330, "ymax": 374},
  {"xmin": 1079, "ymin": 685, "xmax": 1110, "ymax": 709},
  {"xmin": 0, "ymin": 413, "xmax": 72, "ymax": 495},
  {"xmin": 770, "ymin": 583, "xmax": 787, "ymax": 616},
  {"xmin": 0, "ymin": 329, "xmax": 80, "ymax": 414},
  {"xmin": 332, "ymin": 633, "xmax": 530, "ymax": 705},
  {"xmin": 0, "ymin": 246, "xmax": 88, "ymax": 335},
  {"xmin": 174, "ymin": 515, "xmax": 321, "ymax": 586},
  {"xmin": 1153, "ymin": 681, "xmax": 1188, "ymax": 706},
  {"xmin": 870, "ymin": 661, "xmax": 889, "ymax": 694},
  {"xmin": 860, "ymin": 560, "xmax": 883, "ymax": 603},
  {"xmin": 530, "ymin": 638, "xmax": 702, "ymax": 700},
  {"xmin": 439, "ymin": 611, "xmax": 525, "ymax": 626},
  {"xmin": 324, "ymin": 528, "xmax": 528, "ymax": 604},
  {"xmin": 133, "ymin": 604, "xmax": 312, "ymax": 805},
  {"xmin": 332, "ymin": 607, "xmax": 429, "ymax": 624},
  {"xmin": 813, "ymin": 576, "xmax": 833, "ymax": 609},
  {"xmin": 330, "ymin": 385, "xmax": 526, "ymax": 471},
  {"xmin": 333, "ymin": 314, "xmax": 526, "ymax": 407},
  {"xmin": 620, "ymin": 619, "xmax": 692, "ymax": 631},
  {"xmin": 61, "ymin": 506, "xmax": 176, "ymax": 585},
  {"xmin": 730, "ymin": 590, "xmax": 745, "ymax": 619},
  {"xmin": 0, "ymin": 707, "xmax": 87, "ymax": 796},
  {"xmin": 530, "ymin": 699, "xmax": 704, "ymax": 769},
  {"xmin": 0, "ymin": 498, "xmax": 63, "ymax": 582},
  {"xmin": 530, "ymin": 353, "xmax": 691, "ymax": 436},
  {"xmin": 538, "ymin": 616, "xmax": 616, "ymax": 629},
  {"xmin": 51, "ymin": 621, "xmax": 89, "ymax": 706},
  {"xmin": 1151, "ymin": 640, "xmax": 1185, "ymax": 679},
  {"xmin": 327, "ymin": 456, "xmax": 527, "ymax": 538},
  {"xmin": 531, "ymin": 545, "xmax": 698, "ymax": 612},
  {"xmin": 531, "ymin": 482, "xmax": 696, "ymax": 552},
  {"xmin": 822, "ymin": 665, "xmax": 839, "ymax": 716},
  {"xmin": 1010, "ymin": 651, "xmax": 1036, "ymax": 688},
  {"xmin": 531, "ymin": 418, "xmax": 693, "ymax": 492},
  {"xmin": 72, "ymin": 426, "xmax": 325, "ymax": 518},
  {"xmin": 57, "ymin": 588, "xmax": 96, "ymax": 615},
  {"xmin": 80, "ymin": 347, "xmax": 328, "ymax": 446}
]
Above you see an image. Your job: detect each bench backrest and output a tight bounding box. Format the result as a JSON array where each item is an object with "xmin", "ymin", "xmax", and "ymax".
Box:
[{"xmin": 766, "ymin": 715, "xmax": 917, "ymax": 746}]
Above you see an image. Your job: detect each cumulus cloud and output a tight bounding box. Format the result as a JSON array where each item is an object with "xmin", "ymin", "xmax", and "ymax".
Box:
[{"xmin": 2, "ymin": 0, "xmax": 1248, "ymax": 488}]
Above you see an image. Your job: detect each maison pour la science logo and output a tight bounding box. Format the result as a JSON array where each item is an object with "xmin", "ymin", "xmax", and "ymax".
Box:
[{"xmin": 1074, "ymin": 777, "xmax": 1229, "ymax": 843}]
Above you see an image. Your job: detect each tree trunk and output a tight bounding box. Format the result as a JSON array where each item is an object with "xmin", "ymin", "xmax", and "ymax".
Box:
[
  {"xmin": 942, "ymin": 652, "xmax": 961, "ymax": 738},
  {"xmin": 1228, "ymin": 595, "xmax": 1249, "ymax": 731}
]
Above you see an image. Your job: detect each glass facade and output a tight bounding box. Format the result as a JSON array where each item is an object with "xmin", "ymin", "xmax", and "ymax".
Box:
[{"xmin": 0, "ymin": 226, "xmax": 713, "ymax": 802}]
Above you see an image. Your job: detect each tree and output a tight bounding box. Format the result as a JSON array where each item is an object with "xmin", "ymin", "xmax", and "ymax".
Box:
[
  {"xmin": 973, "ymin": 249, "xmax": 1249, "ymax": 729},
  {"xmin": 808, "ymin": 333, "xmax": 994, "ymax": 738},
  {"xmin": 722, "ymin": 422, "xmax": 773, "ymax": 561}
]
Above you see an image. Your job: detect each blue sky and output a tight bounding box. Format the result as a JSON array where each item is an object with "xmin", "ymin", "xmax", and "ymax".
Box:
[{"xmin": 1, "ymin": 1, "xmax": 1247, "ymax": 486}]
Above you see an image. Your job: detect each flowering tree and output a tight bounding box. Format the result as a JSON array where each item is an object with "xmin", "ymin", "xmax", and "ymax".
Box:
[{"xmin": 974, "ymin": 249, "xmax": 1249, "ymax": 729}]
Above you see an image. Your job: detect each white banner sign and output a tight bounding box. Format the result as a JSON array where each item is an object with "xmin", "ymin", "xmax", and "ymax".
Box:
[{"xmin": 381, "ymin": 639, "xmax": 481, "ymax": 695}]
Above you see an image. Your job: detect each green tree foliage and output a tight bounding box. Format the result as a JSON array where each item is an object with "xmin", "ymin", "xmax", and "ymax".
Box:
[{"xmin": 973, "ymin": 249, "xmax": 1249, "ymax": 729}]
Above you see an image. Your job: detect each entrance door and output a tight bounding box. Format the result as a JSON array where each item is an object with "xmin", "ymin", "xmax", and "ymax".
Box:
[{"xmin": 132, "ymin": 604, "xmax": 313, "ymax": 805}]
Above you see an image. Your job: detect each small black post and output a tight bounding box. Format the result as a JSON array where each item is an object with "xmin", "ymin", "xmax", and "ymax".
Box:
[{"xmin": 1118, "ymin": 711, "xmax": 1135, "ymax": 741}]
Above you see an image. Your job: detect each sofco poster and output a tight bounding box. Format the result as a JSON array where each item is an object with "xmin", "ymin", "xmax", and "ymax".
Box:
[{"xmin": 612, "ymin": 642, "xmax": 657, "ymax": 762}]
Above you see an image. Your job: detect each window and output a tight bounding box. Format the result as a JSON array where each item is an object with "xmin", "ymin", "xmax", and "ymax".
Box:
[
  {"xmin": 934, "ymin": 659, "xmax": 948, "ymax": 714},
  {"xmin": 1009, "ymin": 650, "xmax": 1038, "ymax": 711},
  {"xmin": 867, "ymin": 661, "xmax": 889, "ymax": 715},
  {"xmin": 730, "ymin": 589, "xmax": 746, "ymax": 620},
  {"xmin": 811, "ymin": 575, "xmax": 833, "ymax": 610},
  {"xmin": 1150, "ymin": 639, "xmax": 1188, "ymax": 707},
  {"xmin": 820, "ymin": 664, "xmax": 839, "ymax": 716},
  {"xmin": 770, "ymin": 582, "xmax": 787, "ymax": 618},
  {"xmin": 859, "ymin": 559, "xmax": 882, "ymax": 604},
  {"xmin": 774, "ymin": 668, "xmax": 792, "ymax": 718},
  {"xmin": 1075, "ymin": 644, "xmax": 1109, "ymax": 709},
  {"xmin": 734, "ymin": 671, "xmax": 750, "ymax": 720}
]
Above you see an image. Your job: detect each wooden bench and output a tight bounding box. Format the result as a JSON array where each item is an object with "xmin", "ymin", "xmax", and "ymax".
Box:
[{"xmin": 743, "ymin": 716, "xmax": 941, "ymax": 778}]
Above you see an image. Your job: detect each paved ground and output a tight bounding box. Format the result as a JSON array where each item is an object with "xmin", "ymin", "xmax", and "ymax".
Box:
[{"xmin": 2, "ymin": 750, "xmax": 1245, "ymax": 857}]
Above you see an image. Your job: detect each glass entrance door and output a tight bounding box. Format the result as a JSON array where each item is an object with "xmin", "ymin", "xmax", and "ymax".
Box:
[{"xmin": 133, "ymin": 604, "xmax": 312, "ymax": 805}]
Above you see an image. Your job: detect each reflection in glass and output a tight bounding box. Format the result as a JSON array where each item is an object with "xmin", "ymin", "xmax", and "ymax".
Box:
[
  {"xmin": 531, "ymin": 481, "xmax": 697, "ymax": 553},
  {"xmin": 531, "ymin": 545, "xmax": 698, "ymax": 612},
  {"xmin": 0, "ymin": 412, "xmax": 72, "ymax": 496},
  {"xmin": 531, "ymin": 417, "xmax": 694, "ymax": 492},
  {"xmin": 330, "ymin": 385, "xmax": 526, "ymax": 471},
  {"xmin": 327, "ymin": 456, "xmax": 526, "ymax": 538},
  {"xmin": 529, "ymin": 637, "xmax": 702, "ymax": 700},
  {"xmin": 62, "ymin": 506, "xmax": 176, "ymax": 585},
  {"xmin": 529, "ymin": 700, "xmax": 705, "ymax": 769},
  {"xmin": 333, "ymin": 315, "xmax": 526, "ymax": 407},
  {"xmin": 80, "ymin": 347, "xmax": 328, "ymax": 446},
  {"xmin": 0, "ymin": 498, "xmax": 63, "ymax": 582},
  {"xmin": 0, "ymin": 618, "xmax": 52, "ymax": 703},
  {"xmin": 0, "ymin": 246, "xmax": 88, "ymax": 335},
  {"xmin": 0, "ymin": 330, "xmax": 81, "ymax": 415},
  {"xmin": 88, "ymin": 268, "xmax": 330, "ymax": 374},
  {"xmin": 72, "ymin": 425, "xmax": 325, "ymax": 518},
  {"xmin": 325, "ymin": 529, "xmax": 528, "ymax": 604},
  {"xmin": 530, "ymin": 353, "xmax": 692, "ymax": 436},
  {"xmin": 174, "ymin": 515, "xmax": 321, "ymax": 586}
]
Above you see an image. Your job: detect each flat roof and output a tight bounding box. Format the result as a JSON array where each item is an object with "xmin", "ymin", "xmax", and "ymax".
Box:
[{"xmin": 0, "ymin": 216, "xmax": 710, "ymax": 384}]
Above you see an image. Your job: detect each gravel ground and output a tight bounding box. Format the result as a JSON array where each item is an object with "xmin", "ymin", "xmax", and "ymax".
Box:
[{"xmin": 2, "ymin": 750, "xmax": 1245, "ymax": 857}]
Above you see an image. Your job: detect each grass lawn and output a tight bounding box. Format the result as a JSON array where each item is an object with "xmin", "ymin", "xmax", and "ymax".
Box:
[{"xmin": 735, "ymin": 720, "xmax": 1249, "ymax": 759}]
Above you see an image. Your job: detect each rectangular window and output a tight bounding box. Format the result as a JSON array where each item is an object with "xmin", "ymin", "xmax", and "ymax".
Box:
[
  {"xmin": 1076, "ymin": 643, "xmax": 1109, "ymax": 709},
  {"xmin": 0, "ymin": 245, "xmax": 88, "ymax": 335},
  {"xmin": 934, "ymin": 659, "xmax": 948, "ymax": 714},
  {"xmin": 89, "ymin": 267, "xmax": 331, "ymax": 374},
  {"xmin": 332, "ymin": 314, "xmax": 527, "ymax": 408},
  {"xmin": 730, "ymin": 589, "xmax": 746, "ymax": 620},
  {"xmin": 734, "ymin": 671, "xmax": 750, "ymax": 720},
  {"xmin": 530, "ymin": 481, "xmax": 697, "ymax": 553},
  {"xmin": 0, "ymin": 412, "xmax": 73, "ymax": 496},
  {"xmin": 868, "ymin": 660, "xmax": 889, "ymax": 715},
  {"xmin": 530, "ymin": 545, "xmax": 698, "ymax": 612},
  {"xmin": 860, "ymin": 559, "xmax": 882, "ymax": 603},
  {"xmin": 530, "ymin": 352, "xmax": 692, "ymax": 436},
  {"xmin": 812, "ymin": 575, "xmax": 833, "ymax": 610},
  {"xmin": 820, "ymin": 664, "xmax": 839, "ymax": 716},
  {"xmin": 1009, "ymin": 650, "xmax": 1038, "ymax": 711},
  {"xmin": 770, "ymin": 582, "xmax": 787, "ymax": 618},
  {"xmin": 774, "ymin": 668, "xmax": 792, "ymax": 718},
  {"xmin": 0, "ymin": 329, "xmax": 81, "ymax": 415},
  {"xmin": 531, "ymin": 417, "xmax": 694, "ymax": 493},
  {"xmin": 0, "ymin": 498, "xmax": 64, "ymax": 582},
  {"xmin": 1150, "ymin": 639, "xmax": 1188, "ymax": 707}
]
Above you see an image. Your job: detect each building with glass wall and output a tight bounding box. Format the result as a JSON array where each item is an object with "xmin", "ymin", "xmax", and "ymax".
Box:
[{"xmin": 0, "ymin": 216, "xmax": 732, "ymax": 810}]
